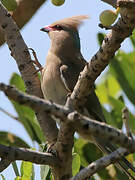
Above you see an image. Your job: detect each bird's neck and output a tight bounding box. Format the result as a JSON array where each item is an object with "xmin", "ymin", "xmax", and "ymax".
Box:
[
  {"xmin": 72, "ymin": 31, "xmax": 80, "ymax": 50},
  {"xmin": 50, "ymin": 31, "xmax": 81, "ymax": 58}
]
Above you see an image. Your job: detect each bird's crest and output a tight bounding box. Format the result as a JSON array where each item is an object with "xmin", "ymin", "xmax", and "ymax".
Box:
[{"xmin": 51, "ymin": 15, "xmax": 89, "ymax": 30}]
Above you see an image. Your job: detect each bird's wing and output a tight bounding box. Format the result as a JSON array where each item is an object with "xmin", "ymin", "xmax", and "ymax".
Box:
[
  {"xmin": 85, "ymin": 91, "xmax": 106, "ymax": 122},
  {"xmin": 60, "ymin": 53, "xmax": 86, "ymax": 91},
  {"xmin": 60, "ymin": 56, "xmax": 105, "ymax": 122},
  {"xmin": 60, "ymin": 63, "xmax": 82, "ymax": 91}
]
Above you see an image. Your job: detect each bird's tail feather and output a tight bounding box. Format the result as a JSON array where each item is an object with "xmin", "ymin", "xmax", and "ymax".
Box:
[{"xmin": 95, "ymin": 140, "xmax": 135, "ymax": 180}]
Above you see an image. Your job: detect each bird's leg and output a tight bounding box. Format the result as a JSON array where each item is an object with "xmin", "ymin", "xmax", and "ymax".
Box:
[
  {"xmin": 29, "ymin": 48, "xmax": 43, "ymax": 73},
  {"xmin": 40, "ymin": 141, "xmax": 58, "ymax": 156},
  {"xmin": 67, "ymin": 92, "xmax": 72, "ymax": 97},
  {"xmin": 46, "ymin": 143, "xmax": 58, "ymax": 156}
]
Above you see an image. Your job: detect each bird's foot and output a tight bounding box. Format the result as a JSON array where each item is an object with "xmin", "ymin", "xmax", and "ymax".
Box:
[
  {"xmin": 47, "ymin": 143, "xmax": 58, "ymax": 156},
  {"xmin": 67, "ymin": 92, "xmax": 72, "ymax": 97},
  {"xmin": 29, "ymin": 48, "xmax": 43, "ymax": 73},
  {"xmin": 41, "ymin": 142, "xmax": 58, "ymax": 156}
]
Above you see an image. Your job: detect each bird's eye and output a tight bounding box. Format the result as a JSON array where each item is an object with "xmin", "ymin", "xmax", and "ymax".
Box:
[{"xmin": 53, "ymin": 24, "xmax": 63, "ymax": 30}]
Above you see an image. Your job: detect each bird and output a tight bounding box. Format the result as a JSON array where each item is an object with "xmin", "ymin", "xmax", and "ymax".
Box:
[
  {"xmin": 38, "ymin": 15, "xmax": 135, "ymax": 179},
  {"xmin": 40, "ymin": 15, "xmax": 104, "ymax": 124}
]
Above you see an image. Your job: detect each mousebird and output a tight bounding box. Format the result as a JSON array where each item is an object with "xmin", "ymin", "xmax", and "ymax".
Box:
[{"xmin": 38, "ymin": 15, "xmax": 135, "ymax": 179}]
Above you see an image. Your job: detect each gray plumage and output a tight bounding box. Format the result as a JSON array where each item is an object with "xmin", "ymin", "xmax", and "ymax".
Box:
[
  {"xmin": 40, "ymin": 15, "xmax": 135, "ymax": 178},
  {"xmin": 41, "ymin": 15, "xmax": 105, "ymax": 124}
]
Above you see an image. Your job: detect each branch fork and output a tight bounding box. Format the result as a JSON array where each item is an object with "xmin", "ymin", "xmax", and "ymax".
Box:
[{"xmin": 1, "ymin": 0, "xmax": 135, "ymax": 179}]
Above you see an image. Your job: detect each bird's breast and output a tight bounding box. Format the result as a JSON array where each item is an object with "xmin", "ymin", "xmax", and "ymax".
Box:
[{"xmin": 41, "ymin": 64, "xmax": 68, "ymax": 105}]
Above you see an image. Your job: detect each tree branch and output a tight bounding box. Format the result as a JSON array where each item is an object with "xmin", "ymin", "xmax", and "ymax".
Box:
[
  {"xmin": 0, "ymin": 2, "xmax": 58, "ymax": 145},
  {"xmin": 0, "ymin": 144, "xmax": 59, "ymax": 168},
  {"xmin": 68, "ymin": 112, "xmax": 135, "ymax": 153},
  {"xmin": 1, "ymin": 83, "xmax": 135, "ymax": 153},
  {"xmin": 0, "ymin": 159, "xmax": 11, "ymax": 172},
  {"xmin": 101, "ymin": 0, "xmax": 117, "ymax": 7},
  {"xmin": 71, "ymin": 148, "xmax": 133, "ymax": 180},
  {"xmin": 0, "ymin": 0, "xmax": 47, "ymax": 46},
  {"xmin": 53, "ymin": 122, "xmax": 75, "ymax": 179},
  {"xmin": 69, "ymin": 0, "xmax": 135, "ymax": 110},
  {"xmin": 1, "ymin": 0, "xmax": 135, "ymax": 178}
]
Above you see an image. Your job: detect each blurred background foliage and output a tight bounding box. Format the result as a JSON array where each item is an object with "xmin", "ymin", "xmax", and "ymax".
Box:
[{"xmin": 1, "ymin": 0, "xmax": 135, "ymax": 179}]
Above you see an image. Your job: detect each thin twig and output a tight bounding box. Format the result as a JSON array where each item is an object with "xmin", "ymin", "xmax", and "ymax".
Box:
[
  {"xmin": 70, "ymin": 148, "xmax": 134, "ymax": 180},
  {"xmin": 0, "ymin": 107, "xmax": 19, "ymax": 122},
  {"xmin": 0, "ymin": 159, "xmax": 11, "ymax": 172}
]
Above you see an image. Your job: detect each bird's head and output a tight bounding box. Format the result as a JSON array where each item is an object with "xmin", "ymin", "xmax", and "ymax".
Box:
[{"xmin": 40, "ymin": 15, "xmax": 89, "ymax": 55}]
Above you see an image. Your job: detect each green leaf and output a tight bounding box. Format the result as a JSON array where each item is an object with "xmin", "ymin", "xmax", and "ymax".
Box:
[
  {"xmin": 0, "ymin": 174, "xmax": 6, "ymax": 180},
  {"xmin": 12, "ymin": 162, "xmax": 20, "ymax": 177},
  {"xmin": 10, "ymin": 73, "xmax": 25, "ymax": 92},
  {"xmin": 130, "ymin": 29, "xmax": 135, "ymax": 49},
  {"xmin": 96, "ymin": 75, "xmax": 120, "ymax": 104},
  {"xmin": 96, "ymin": 80, "xmax": 108, "ymax": 104},
  {"xmin": 74, "ymin": 139, "xmax": 88, "ymax": 167},
  {"xmin": 102, "ymin": 108, "xmax": 119, "ymax": 128},
  {"xmin": 110, "ymin": 53, "xmax": 135, "ymax": 105},
  {"xmin": 0, "ymin": 131, "xmax": 29, "ymax": 147},
  {"xmin": 14, "ymin": 177, "xmax": 21, "ymax": 180},
  {"xmin": 20, "ymin": 161, "xmax": 33, "ymax": 180},
  {"xmin": 40, "ymin": 165, "xmax": 50, "ymax": 180},
  {"xmin": 109, "ymin": 98, "xmax": 123, "ymax": 129},
  {"xmin": 9, "ymin": 73, "xmax": 45, "ymax": 143},
  {"xmin": 49, "ymin": 173, "xmax": 53, "ymax": 180},
  {"xmin": 74, "ymin": 139, "xmax": 113, "ymax": 179},
  {"xmin": 72, "ymin": 153, "xmax": 80, "ymax": 176},
  {"xmin": 132, "ymin": 28, "xmax": 135, "ymax": 39},
  {"xmin": 97, "ymin": 32, "xmax": 105, "ymax": 46},
  {"xmin": 98, "ymin": 167, "xmax": 115, "ymax": 180},
  {"xmin": 31, "ymin": 163, "xmax": 35, "ymax": 180},
  {"xmin": 119, "ymin": 51, "xmax": 135, "ymax": 71},
  {"xmin": 74, "ymin": 139, "xmax": 103, "ymax": 167},
  {"xmin": 109, "ymin": 96, "xmax": 135, "ymax": 132},
  {"xmin": 115, "ymin": 166, "xmax": 131, "ymax": 180},
  {"xmin": 13, "ymin": 101, "xmax": 44, "ymax": 143},
  {"xmin": 1, "ymin": 0, "xmax": 17, "ymax": 11},
  {"xmin": 82, "ymin": 143, "xmax": 102, "ymax": 163},
  {"xmin": 130, "ymin": 36, "xmax": 135, "ymax": 49}
]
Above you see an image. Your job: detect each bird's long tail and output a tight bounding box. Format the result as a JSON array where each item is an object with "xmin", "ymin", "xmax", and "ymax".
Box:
[{"xmin": 95, "ymin": 140, "xmax": 135, "ymax": 180}]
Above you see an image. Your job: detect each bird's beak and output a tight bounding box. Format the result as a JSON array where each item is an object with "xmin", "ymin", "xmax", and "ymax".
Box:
[{"xmin": 40, "ymin": 26, "xmax": 53, "ymax": 33}]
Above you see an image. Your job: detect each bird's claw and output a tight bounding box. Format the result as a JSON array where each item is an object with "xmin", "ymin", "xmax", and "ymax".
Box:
[
  {"xmin": 29, "ymin": 48, "xmax": 43, "ymax": 73},
  {"xmin": 33, "ymin": 67, "xmax": 43, "ymax": 75},
  {"xmin": 47, "ymin": 143, "xmax": 58, "ymax": 156},
  {"xmin": 67, "ymin": 92, "xmax": 72, "ymax": 97}
]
